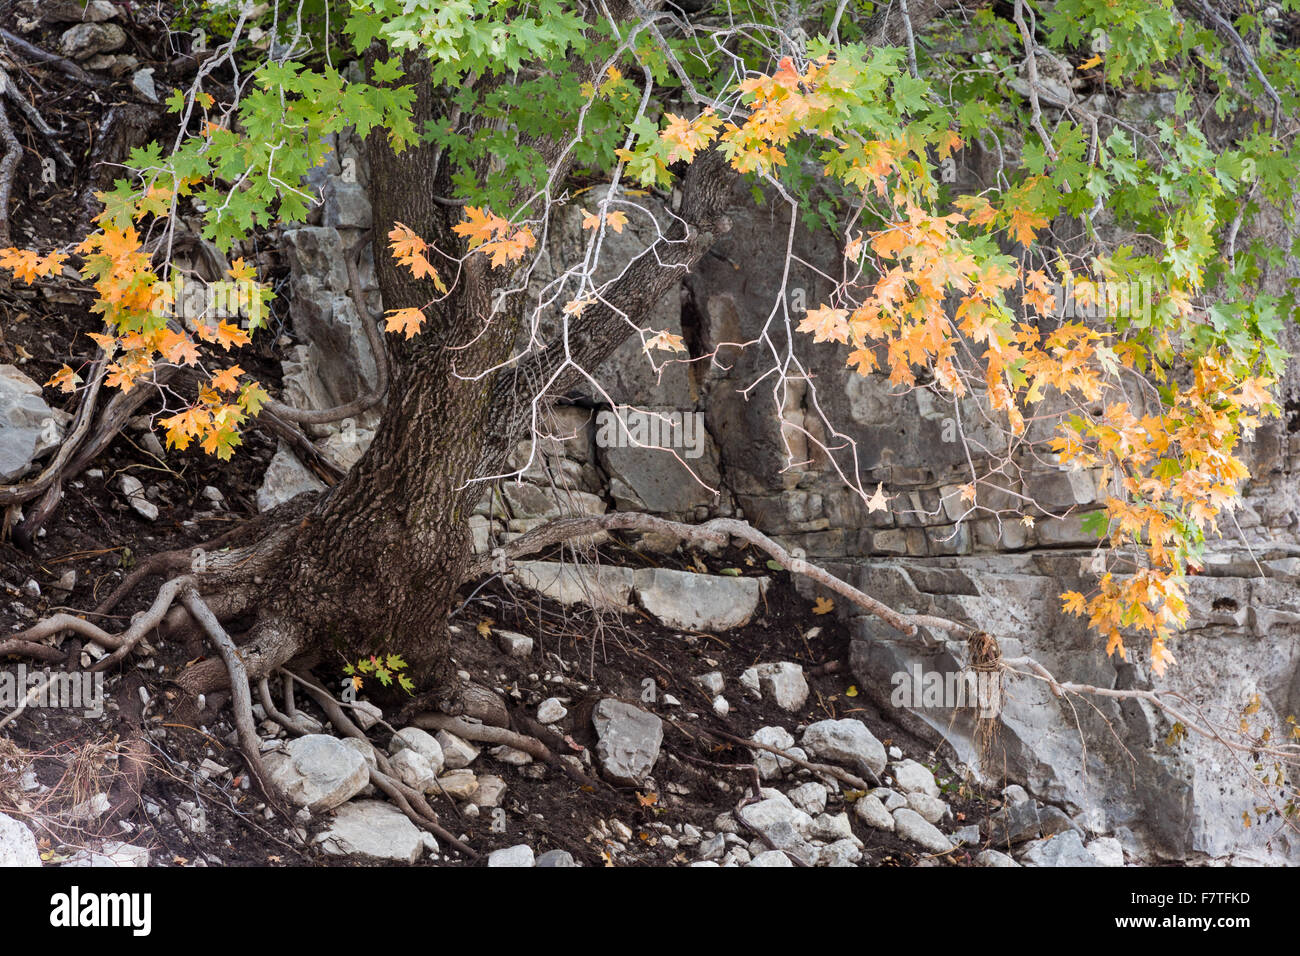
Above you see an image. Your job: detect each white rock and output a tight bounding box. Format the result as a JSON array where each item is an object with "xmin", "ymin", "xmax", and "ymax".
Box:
[
  {"xmin": 746, "ymin": 850, "xmax": 794, "ymax": 867},
  {"xmin": 906, "ymin": 791, "xmax": 949, "ymax": 824},
  {"xmin": 633, "ymin": 568, "xmax": 768, "ymax": 632},
  {"xmin": 1020, "ymin": 830, "xmax": 1098, "ymax": 867},
  {"xmin": 537, "ymin": 698, "xmax": 567, "ymax": 724},
  {"xmin": 872, "ymin": 787, "xmax": 907, "ymax": 811},
  {"xmin": 265, "ymin": 734, "xmax": 369, "ymax": 812},
  {"xmin": 817, "ymin": 838, "xmax": 863, "ymax": 866},
  {"xmin": 350, "ymin": 701, "xmax": 382, "ymax": 731},
  {"xmin": 712, "ymin": 695, "xmax": 730, "ymax": 716},
  {"xmin": 388, "ymin": 727, "xmax": 445, "ymax": 775},
  {"xmin": 131, "ymin": 66, "xmax": 157, "ymax": 102},
  {"xmin": 976, "ymin": 849, "xmax": 1020, "ymax": 867},
  {"xmin": 0, "ymin": 812, "xmax": 41, "ymax": 867},
  {"xmin": 116, "ymin": 474, "xmax": 158, "ymax": 521},
  {"xmin": 751, "ymin": 726, "xmax": 796, "ymax": 779},
  {"xmin": 1087, "ymin": 836, "xmax": 1125, "ymax": 867},
  {"xmin": 62, "ymin": 841, "xmax": 150, "ymax": 868},
  {"xmin": 390, "ymin": 748, "xmax": 438, "ymax": 792},
  {"xmin": 696, "ymin": 671, "xmax": 725, "ymax": 696},
  {"xmin": 491, "ymin": 745, "xmax": 533, "ymax": 766},
  {"xmin": 256, "ymin": 442, "xmax": 325, "ymax": 511},
  {"xmin": 854, "ymin": 795, "xmax": 894, "ymax": 831},
  {"xmin": 891, "ymin": 759, "xmax": 940, "ymax": 798},
  {"xmin": 496, "ymin": 630, "xmax": 533, "ymax": 658},
  {"xmin": 339, "ymin": 736, "xmax": 379, "ymax": 771},
  {"xmin": 892, "ymin": 807, "xmax": 953, "ymax": 853},
  {"xmin": 755, "ymin": 662, "xmax": 809, "ymax": 711},
  {"xmin": 317, "ymin": 800, "xmax": 423, "ymax": 862},
  {"xmin": 592, "ymin": 699, "xmax": 662, "ymax": 786},
  {"xmin": 488, "ymin": 844, "xmax": 535, "ymax": 867},
  {"xmin": 1001, "ymin": 783, "xmax": 1030, "ymax": 806},
  {"xmin": 473, "ymin": 774, "xmax": 507, "ymax": 808},
  {"xmin": 737, "ymin": 793, "xmax": 816, "ymax": 864},
  {"xmin": 0, "ymin": 364, "xmax": 70, "ymax": 482},
  {"xmin": 435, "ymin": 731, "xmax": 480, "ymax": 770},
  {"xmin": 801, "ymin": 718, "xmax": 886, "ymax": 778},
  {"xmin": 808, "ymin": 811, "xmax": 856, "ymax": 843},
  {"xmin": 787, "ymin": 781, "xmax": 828, "ymax": 816}
]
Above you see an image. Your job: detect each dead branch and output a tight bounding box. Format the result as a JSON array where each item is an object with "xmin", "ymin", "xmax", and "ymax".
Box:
[
  {"xmin": 0, "ymin": 64, "xmax": 73, "ymax": 167},
  {"xmin": 469, "ymin": 511, "xmax": 974, "ymax": 639},
  {"xmin": 0, "ymin": 100, "xmax": 19, "ymax": 247},
  {"xmin": 0, "ymin": 29, "xmax": 106, "ymax": 88}
]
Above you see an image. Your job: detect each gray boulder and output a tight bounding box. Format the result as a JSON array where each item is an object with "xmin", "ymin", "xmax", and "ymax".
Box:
[
  {"xmin": 265, "ymin": 734, "xmax": 369, "ymax": 812},
  {"xmin": 317, "ymin": 800, "xmax": 423, "ymax": 862},
  {"xmin": 801, "ymin": 718, "xmax": 886, "ymax": 779},
  {"xmin": 0, "ymin": 365, "xmax": 69, "ymax": 482},
  {"xmin": 592, "ymin": 700, "xmax": 663, "ymax": 786},
  {"xmin": 1020, "ymin": 830, "xmax": 1099, "ymax": 867}
]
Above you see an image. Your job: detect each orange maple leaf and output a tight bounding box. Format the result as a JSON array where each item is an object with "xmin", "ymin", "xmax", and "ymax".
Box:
[
  {"xmin": 452, "ymin": 206, "xmax": 508, "ymax": 250},
  {"xmin": 215, "ymin": 321, "xmax": 251, "ymax": 350},
  {"xmin": 210, "ymin": 365, "xmax": 244, "ymax": 393},
  {"xmin": 385, "ymin": 307, "xmax": 426, "ymax": 339}
]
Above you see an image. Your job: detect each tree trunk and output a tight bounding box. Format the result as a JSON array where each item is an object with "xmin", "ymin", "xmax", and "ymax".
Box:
[{"xmin": 177, "ymin": 69, "xmax": 739, "ymax": 713}]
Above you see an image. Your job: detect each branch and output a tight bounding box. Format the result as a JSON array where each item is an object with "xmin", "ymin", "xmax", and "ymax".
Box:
[
  {"xmin": 0, "ymin": 29, "xmax": 107, "ymax": 88},
  {"xmin": 0, "ymin": 101, "xmax": 19, "ymax": 248},
  {"xmin": 463, "ymin": 511, "xmax": 973, "ymax": 639}
]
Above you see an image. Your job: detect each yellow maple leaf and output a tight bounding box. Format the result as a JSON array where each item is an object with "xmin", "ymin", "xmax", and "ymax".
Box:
[
  {"xmin": 812, "ymin": 595, "xmax": 835, "ymax": 615},
  {"xmin": 452, "ymin": 206, "xmax": 508, "ymax": 250},
  {"xmin": 215, "ymin": 321, "xmax": 251, "ymax": 350}
]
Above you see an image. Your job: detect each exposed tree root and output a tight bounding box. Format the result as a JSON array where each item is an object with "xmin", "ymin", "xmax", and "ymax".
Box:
[
  {"xmin": 180, "ymin": 587, "xmax": 288, "ymax": 813},
  {"xmin": 284, "ymin": 670, "xmax": 476, "ymax": 857},
  {"xmin": 0, "ymin": 99, "xmax": 19, "ymax": 248},
  {"xmin": 6, "ymin": 499, "xmax": 1295, "ymax": 853},
  {"xmin": 700, "ymin": 724, "xmax": 879, "ymax": 790},
  {"xmin": 414, "ymin": 711, "xmax": 605, "ymax": 793}
]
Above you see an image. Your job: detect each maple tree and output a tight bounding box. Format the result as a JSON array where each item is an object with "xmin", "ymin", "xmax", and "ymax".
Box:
[{"xmin": 2, "ymin": 0, "xmax": 1299, "ymax": 824}]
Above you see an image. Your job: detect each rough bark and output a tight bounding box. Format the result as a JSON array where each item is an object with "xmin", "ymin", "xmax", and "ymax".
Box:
[{"xmin": 172, "ymin": 0, "xmax": 964, "ymax": 708}]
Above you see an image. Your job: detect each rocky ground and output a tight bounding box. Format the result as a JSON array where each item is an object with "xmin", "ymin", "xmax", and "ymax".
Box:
[{"xmin": 0, "ymin": 545, "xmax": 1131, "ymax": 867}]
